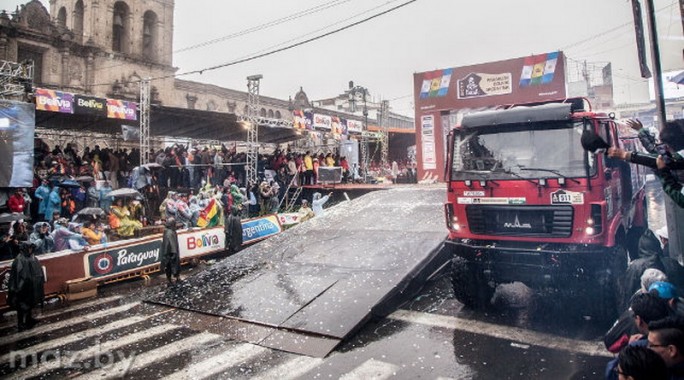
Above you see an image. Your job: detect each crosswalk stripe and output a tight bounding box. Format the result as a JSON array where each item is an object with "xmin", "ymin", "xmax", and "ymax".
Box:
[
  {"xmin": 0, "ymin": 295, "xmax": 125, "ymax": 329},
  {"xmin": 389, "ymin": 309, "xmax": 612, "ymax": 358},
  {"xmin": 6, "ymin": 323, "xmax": 179, "ymax": 380},
  {"xmin": 73, "ymin": 332, "xmax": 222, "ymax": 380},
  {"xmin": 339, "ymin": 358, "xmax": 400, "ymax": 380},
  {"xmin": 0, "ymin": 302, "xmax": 141, "ymax": 345},
  {"xmin": 166, "ymin": 343, "xmax": 268, "ymax": 380},
  {"xmin": 251, "ymin": 356, "xmax": 324, "ymax": 380},
  {"xmin": 1, "ymin": 315, "xmax": 147, "ymax": 363}
]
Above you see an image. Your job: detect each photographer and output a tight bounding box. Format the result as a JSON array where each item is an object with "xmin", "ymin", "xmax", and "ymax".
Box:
[{"xmin": 608, "ymin": 119, "xmax": 684, "ymax": 208}]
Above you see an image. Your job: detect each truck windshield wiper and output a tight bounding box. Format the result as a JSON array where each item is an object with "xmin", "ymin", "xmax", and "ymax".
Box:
[
  {"xmin": 518, "ymin": 167, "xmax": 581, "ymax": 184},
  {"xmin": 492, "ymin": 167, "xmax": 536, "ymax": 185}
]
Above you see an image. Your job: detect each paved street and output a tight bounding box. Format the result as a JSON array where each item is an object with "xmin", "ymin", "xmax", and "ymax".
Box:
[{"xmin": 0, "ymin": 180, "xmax": 667, "ymax": 379}]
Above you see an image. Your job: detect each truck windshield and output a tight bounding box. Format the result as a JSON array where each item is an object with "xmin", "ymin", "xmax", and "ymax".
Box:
[{"xmin": 451, "ymin": 121, "xmax": 596, "ymax": 181}]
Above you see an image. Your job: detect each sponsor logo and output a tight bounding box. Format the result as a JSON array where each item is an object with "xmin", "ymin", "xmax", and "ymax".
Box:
[
  {"xmin": 503, "ymin": 215, "xmax": 532, "ymax": 229},
  {"xmin": 94, "ymin": 253, "xmax": 114, "ymax": 275},
  {"xmin": 38, "ymin": 96, "xmax": 71, "ymax": 108},
  {"xmin": 186, "ymin": 233, "xmax": 220, "ymax": 250},
  {"xmin": 77, "ymin": 98, "xmax": 104, "ymax": 110}
]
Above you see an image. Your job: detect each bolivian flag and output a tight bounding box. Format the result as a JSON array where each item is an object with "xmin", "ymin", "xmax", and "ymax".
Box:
[{"xmin": 197, "ymin": 198, "xmax": 220, "ymax": 228}]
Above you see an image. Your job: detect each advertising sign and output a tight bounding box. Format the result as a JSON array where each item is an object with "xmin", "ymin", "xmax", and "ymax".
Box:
[
  {"xmin": 346, "ymin": 119, "xmax": 363, "ymax": 134},
  {"xmin": 85, "ymin": 239, "xmax": 161, "ymax": 279},
  {"xmin": 414, "ymin": 51, "xmax": 566, "ymax": 112},
  {"xmin": 74, "ymin": 95, "xmax": 107, "ymax": 117},
  {"xmin": 179, "ymin": 228, "xmax": 226, "ymax": 258},
  {"xmin": 107, "ymin": 99, "xmax": 138, "ymax": 120},
  {"xmin": 421, "ymin": 115, "xmax": 436, "ymax": 170},
  {"xmin": 313, "ymin": 114, "xmax": 332, "ymax": 131},
  {"xmin": 277, "ymin": 213, "xmax": 302, "ymax": 226},
  {"xmin": 35, "ymin": 88, "xmax": 74, "ymax": 113},
  {"xmin": 242, "ymin": 215, "xmax": 282, "ymax": 245}
]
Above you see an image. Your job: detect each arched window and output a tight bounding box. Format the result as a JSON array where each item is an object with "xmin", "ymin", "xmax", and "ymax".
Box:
[
  {"xmin": 243, "ymin": 105, "xmax": 249, "ymax": 115},
  {"xmin": 267, "ymin": 109, "xmax": 274, "ymax": 118},
  {"xmin": 57, "ymin": 7, "xmax": 67, "ymax": 27},
  {"xmin": 112, "ymin": 2, "xmax": 130, "ymax": 53},
  {"xmin": 260, "ymin": 108, "xmax": 267, "ymax": 117},
  {"xmin": 275, "ymin": 111, "xmax": 282, "ymax": 119},
  {"xmin": 73, "ymin": 1, "xmax": 84, "ymax": 36},
  {"xmin": 142, "ymin": 11, "xmax": 158, "ymax": 61}
]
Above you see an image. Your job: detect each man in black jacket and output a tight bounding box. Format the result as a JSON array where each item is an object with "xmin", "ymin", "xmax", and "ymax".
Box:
[
  {"xmin": 160, "ymin": 218, "xmax": 180, "ymax": 284},
  {"xmin": 7, "ymin": 242, "xmax": 45, "ymax": 331}
]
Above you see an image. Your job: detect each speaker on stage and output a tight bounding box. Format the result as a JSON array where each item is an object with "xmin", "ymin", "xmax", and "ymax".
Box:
[{"xmin": 318, "ymin": 167, "xmax": 342, "ymax": 183}]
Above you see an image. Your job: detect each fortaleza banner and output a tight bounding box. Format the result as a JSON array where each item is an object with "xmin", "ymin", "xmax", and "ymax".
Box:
[
  {"xmin": 242, "ymin": 214, "xmax": 282, "ymax": 244},
  {"xmin": 35, "ymin": 88, "xmax": 138, "ymax": 120}
]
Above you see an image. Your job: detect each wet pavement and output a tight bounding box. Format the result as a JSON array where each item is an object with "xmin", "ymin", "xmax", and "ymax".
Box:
[{"xmin": 0, "ymin": 180, "xmax": 668, "ymax": 379}]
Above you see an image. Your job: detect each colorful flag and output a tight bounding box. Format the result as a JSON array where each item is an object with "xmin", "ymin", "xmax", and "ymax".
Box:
[
  {"xmin": 519, "ymin": 52, "xmax": 559, "ymax": 87},
  {"xmin": 420, "ymin": 69, "xmax": 452, "ymax": 98},
  {"xmin": 197, "ymin": 198, "xmax": 221, "ymax": 228}
]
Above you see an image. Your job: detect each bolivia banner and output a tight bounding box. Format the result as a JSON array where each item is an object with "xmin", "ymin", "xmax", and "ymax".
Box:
[
  {"xmin": 107, "ymin": 99, "xmax": 138, "ymax": 120},
  {"xmin": 35, "ymin": 88, "xmax": 74, "ymax": 113}
]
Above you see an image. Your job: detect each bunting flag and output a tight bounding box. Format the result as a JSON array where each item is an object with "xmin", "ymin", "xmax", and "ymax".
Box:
[
  {"xmin": 519, "ymin": 52, "xmax": 559, "ymax": 87},
  {"xmin": 197, "ymin": 198, "xmax": 220, "ymax": 228}
]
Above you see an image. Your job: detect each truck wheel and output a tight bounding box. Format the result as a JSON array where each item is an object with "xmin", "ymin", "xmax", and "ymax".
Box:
[
  {"xmin": 451, "ymin": 257, "xmax": 493, "ymax": 309},
  {"xmin": 591, "ymin": 245, "xmax": 628, "ymax": 323}
]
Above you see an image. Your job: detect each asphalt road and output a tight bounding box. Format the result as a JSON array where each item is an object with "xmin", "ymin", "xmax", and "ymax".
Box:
[{"xmin": 0, "ymin": 180, "xmax": 668, "ymax": 379}]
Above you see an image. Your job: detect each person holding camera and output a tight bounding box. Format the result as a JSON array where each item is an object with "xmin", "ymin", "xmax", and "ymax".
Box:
[
  {"xmin": 608, "ymin": 119, "xmax": 684, "ymax": 208},
  {"xmin": 29, "ymin": 221, "xmax": 54, "ymax": 254}
]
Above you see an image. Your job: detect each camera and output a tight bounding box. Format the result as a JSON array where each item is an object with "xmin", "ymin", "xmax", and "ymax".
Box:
[{"xmin": 656, "ymin": 144, "xmax": 673, "ymax": 165}]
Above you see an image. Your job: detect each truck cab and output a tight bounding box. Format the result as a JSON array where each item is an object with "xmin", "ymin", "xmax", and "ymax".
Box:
[{"xmin": 444, "ymin": 98, "xmax": 647, "ymax": 320}]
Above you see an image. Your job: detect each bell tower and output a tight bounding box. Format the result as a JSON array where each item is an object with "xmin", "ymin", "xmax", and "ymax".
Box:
[{"xmin": 48, "ymin": 0, "xmax": 174, "ymax": 66}]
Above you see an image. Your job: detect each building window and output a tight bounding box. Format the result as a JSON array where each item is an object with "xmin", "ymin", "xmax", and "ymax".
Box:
[
  {"xmin": 267, "ymin": 109, "xmax": 274, "ymax": 118},
  {"xmin": 73, "ymin": 0, "xmax": 84, "ymax": 36},
  {"xmin": 227, "ymin": 101, "xmax": 236, "ymax": 113},
  {"xmin": 260, "ymin": 108, "xmax": 266, "ymax": 117},
  {"xmin": 142, "ymin": 11, "xmax": 158, "ymax": 61},
  {"xmin": 57, "ymin": 7, "xmax": 67, "ymax": 27},
  {"xmin": 243, "ymin": 105, "xmax": 249, "ymax": 115},
  {"xmin": 17, "ymin": 46, "xmax": 43, "ymax": 85},
  {"xmin": 186, "ymin": 94, "xmax": 198, "ymax": 110},
  {"xmin": 112, "ymin": 2, "xmax": 130, "ymax": 53},
  {"xmin": 275, "ymin": 111, "xmax": 281, "ymax": 119}
]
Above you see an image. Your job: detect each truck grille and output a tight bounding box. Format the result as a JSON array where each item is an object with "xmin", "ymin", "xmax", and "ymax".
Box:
[{"xmin": 466, "ymin": 205, "xmax": 573, "ymax": 238}]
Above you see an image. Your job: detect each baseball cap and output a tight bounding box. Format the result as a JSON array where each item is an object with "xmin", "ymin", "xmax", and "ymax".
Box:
[{"xmin": 649, "ymin": 281, "xmax": 678, "ymax": 299}]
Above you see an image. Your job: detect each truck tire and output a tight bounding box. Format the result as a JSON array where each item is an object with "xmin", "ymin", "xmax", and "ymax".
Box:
[
  {"xmin": 451, "ymin": 256, "xmax": 493, "ymax": 309},
  {"xmin": 591, "ymin": 245, "xmax": 628, "ymax": 323}
]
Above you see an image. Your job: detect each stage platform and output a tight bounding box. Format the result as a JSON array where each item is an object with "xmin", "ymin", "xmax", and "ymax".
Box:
[{"xmin": 145, "ymin": 185, "xmax": 448, "ymax": 357}]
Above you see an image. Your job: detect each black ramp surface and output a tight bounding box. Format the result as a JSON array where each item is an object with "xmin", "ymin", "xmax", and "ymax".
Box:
[{"xmin": 146, "ymin": 186, "xmax": 447, "ymax": 354}]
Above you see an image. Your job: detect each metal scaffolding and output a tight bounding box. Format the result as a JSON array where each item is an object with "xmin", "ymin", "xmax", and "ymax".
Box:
[
  {"xmin": 380, "ymin": 100, "xmax": 390, "ymax": 166},
  {"xmin": 246, "ymin": 74, "xmax": 263, "ymax": 185},
  {"xmin": 139, "ymin": 78, "xmax": 151, "ymax": 165},
  {"xmin": 0, "ymin": 59, "xmax": 33, "ymax": 100}
]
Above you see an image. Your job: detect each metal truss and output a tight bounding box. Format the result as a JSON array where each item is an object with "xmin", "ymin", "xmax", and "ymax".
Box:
[
  {"xmin": 246, "ymin": 74, "xmax": 263, "ymax": 185},
  {"xmin": 140, "ymin": 78, "xmax": 151, "ymax": 165},
  {"xmin": 0, "ymin": 59, "xmax": 33, "ymax": 100}
]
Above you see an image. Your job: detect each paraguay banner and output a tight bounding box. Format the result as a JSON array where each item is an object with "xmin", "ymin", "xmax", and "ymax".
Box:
[
  {"xmin": 107, "ymin": 99, "xmax": 138, "ymax": 120},
  {"xmin": 197, "ymin": 198, "xmax": 221, "ymax": 228},
  {"xmin": 35, "ymin": 88, "xmax": 74, "ymax": 113},
  {"xmin": 242, "ymin": 214, "xmax": 282, "ymax": 245}
]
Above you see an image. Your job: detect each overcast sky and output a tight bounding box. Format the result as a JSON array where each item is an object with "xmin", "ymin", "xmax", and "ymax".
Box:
[{"xmin": 4, "ymin": 0, "xmax": 683, "ymax": 116}]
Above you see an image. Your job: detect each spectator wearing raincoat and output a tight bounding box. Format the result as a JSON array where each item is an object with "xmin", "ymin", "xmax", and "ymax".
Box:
[
  {"xmin": 175, "ymin": 194, "xmax": 192, "ymax": 228},
  {"xmin": 51, "ymin": 218, "xmax": 87, "ymax": 251},
  {"xmin": 29, "ymin": 222, "xmax": 54, "ymax": 254},
  {"xmin": 45, "ymin": 186, "xmax": 62, "ymax": 222},
  {"xmin": 7, "ymin": 242, "xmax": 45, "ymax": 331},
  {"xmin": 110, "ymin": 198, "xmax": 142, "ymax": 238},
  {"xmin": 87, "ymin": 181, "xmax": 100, "ymax": 208},
  {"xmin": 224, "ymin": 206, "xmax": 243, "ymax": 254},
  {"xmin": 99, "ymin": 181, "xmax": 113, "ymax": 212},
  {"xmin": 312, "ymin": 192, "xmax": 332, "ymax": 217},
  {"xmin": 298, "ymin": 199, "xmax": 315, "ymax": 223},
  {"xmin": 160, "ymin": 218, "xmax": 181, "ymax": 284},
  {"xmin": 81, "ymin": 220, "xmax": 105, "ymax": 246},
  {"xmin": 34, "ymin": 179, "xmax": 51, "ymax": 221}
]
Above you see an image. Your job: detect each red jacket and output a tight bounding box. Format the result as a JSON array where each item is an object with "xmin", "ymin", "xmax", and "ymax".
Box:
[{"xmin": 7, "ymin": 194, "xmax": 25, "ymax": 213}]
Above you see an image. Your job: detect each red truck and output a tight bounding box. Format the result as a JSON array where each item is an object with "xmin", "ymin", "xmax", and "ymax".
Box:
[{"xmin": 444, "ymin": 98, "xmax": 648, "ymax": 320}]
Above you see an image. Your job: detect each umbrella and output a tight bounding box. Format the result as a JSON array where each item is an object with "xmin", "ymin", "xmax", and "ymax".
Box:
[
  {"xmin": 76, "ymin": 207, "xmax": 105, "ymax": 216},
  {"xmin": 142, "ymin": 163, "xmax": 163, "ymax": 169},
  {"xmin": 670, "ymin": 71, "xmax": 684, "ymax": 85},
  {"xmin": 76, "ymin": 176, "xmax": 94, "ymax": 183},
  {"xmin": 0, "ymin": 212, "xmax": 26, "ymax": 224},
  {"xmin": 108, "ymin": 188, "xmax": 143, "ymax": 198},
  {"xmin": 59, "ymin": 179, "xmax": 81, "ymax": 188}
]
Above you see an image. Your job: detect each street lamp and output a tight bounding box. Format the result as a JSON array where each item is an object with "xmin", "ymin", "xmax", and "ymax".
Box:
[{"xmin": 348, "ymin": 81, "xmax": 370, "ymax": 181}]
